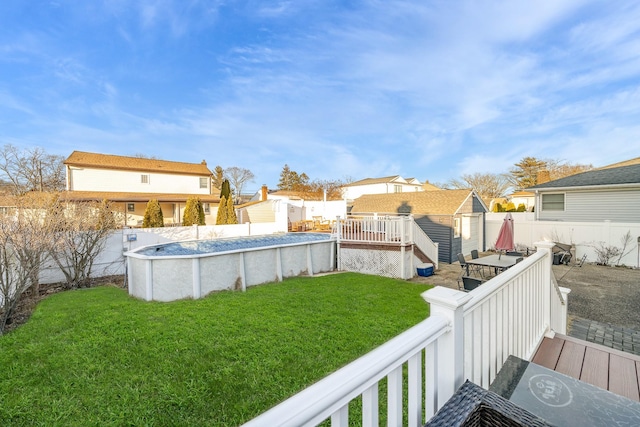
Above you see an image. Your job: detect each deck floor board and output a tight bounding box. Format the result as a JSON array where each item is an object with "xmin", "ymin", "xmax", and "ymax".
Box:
[{"xmin": 532, "ymin": 333, "xmax": 640, "ymax": 402}]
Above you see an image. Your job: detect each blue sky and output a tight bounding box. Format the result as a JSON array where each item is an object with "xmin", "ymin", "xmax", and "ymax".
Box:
[{"xmin": 1, "ymin": 1, "xmax": 639, "ymax": 193}]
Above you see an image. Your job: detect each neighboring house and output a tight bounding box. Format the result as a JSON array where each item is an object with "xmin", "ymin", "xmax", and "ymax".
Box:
[
  {"xmin": 341, "ymin": 176, "xmax": 424, "ymax": 202},
  {"xmin": 509, "ymin": 191, "xmax": 535, "ymax": 211},
  {"xmin": 249, "ymin": 185, "xmax": 347, "ymax": 227},
  {"xmin": 236, "ymin": 200, "xmax": 280, "ymax": 224},
  {"xmin": 63, "ymin": 151, "xmax": 219, "ymax": 227},
  {"xmin": 488, "ymin": 197, "xmax": 508, "ymax": 212},
  {"xmin": 527, "ymin": 158, "xmax": 640, "ymax": 222},
  {"xmin": 350, "ymin": 189, "xmax": 488, "ymax": 263}
]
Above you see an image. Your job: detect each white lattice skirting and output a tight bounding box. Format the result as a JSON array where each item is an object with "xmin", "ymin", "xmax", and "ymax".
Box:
[{"xmin": 339, "ymin": 245, "xmax": 413, "ymax": 279}]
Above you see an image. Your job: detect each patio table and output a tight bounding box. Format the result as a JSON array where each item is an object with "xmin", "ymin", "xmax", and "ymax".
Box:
[
  {"xmin": 465, "ymin": 254, "xmax": 521, "ymax": 276},
  {"xmin": 489, "ymin": 355, "xmax": 640, "ymax": 426}
]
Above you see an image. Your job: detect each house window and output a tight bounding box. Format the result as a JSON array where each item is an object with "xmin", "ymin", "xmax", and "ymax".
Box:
[
  {"xmin": 203, "ymin": 203, "xmax": 210, "ymax": 214},
  {"xmin": 394, "ymin": 184, "xmax": 402, "ymax": 193},
  {"xmin": 141, "ymin": 174, "xmax": 150, "ymax": 184},
  {"xmin": 0, "ymin": 207, "xmax": 8, "ymax": 216},
  {"xmin": 199, "ymin": 177, "xmax": 208, "ymax": 189},
  {"xmin": 542, "ymin": 193, "xmax": 564, "ymax": 211},
  {"xmin": 127, "ymin": 203, "xmax": 135, "ymax": 212}
]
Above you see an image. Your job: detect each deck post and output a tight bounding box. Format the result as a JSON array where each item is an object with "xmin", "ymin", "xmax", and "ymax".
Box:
[
  {"xmin": 422, "ymin": 287, "xmax": 472, "ymax": 409},
  {"xmin": 535, "ymin": 241, "xmax": 555, "ymax": 335},
  {"xmin": 335, "ymin": 216, "xmax": 341, "ymax": 271},
  {"xmin": 558, "ymin": 287, "xmax": 571, "ymax": 334}
]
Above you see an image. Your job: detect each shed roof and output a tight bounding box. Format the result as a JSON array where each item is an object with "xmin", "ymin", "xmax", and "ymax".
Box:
[
  {"xmin": 64, "ymin": 151, "xmax": 213, "ymax": 176},
  {"xmin": 351, "ymin": 189, "xmax": 484, "ymax": 215}
]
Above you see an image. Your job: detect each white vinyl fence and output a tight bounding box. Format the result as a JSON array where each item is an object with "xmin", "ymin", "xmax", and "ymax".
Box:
[
  {"xmin": 38, "ymin": 222, "xmax": 284, "ymax": 285},
  {"xmin": 486, "ymin": 213, "xmax": 640, "ymax": 267}
]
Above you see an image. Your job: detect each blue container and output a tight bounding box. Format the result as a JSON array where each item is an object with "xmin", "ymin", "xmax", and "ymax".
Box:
[{"xmin": 417, "ymin": 263, "xmax": 434, "ymax": 277}]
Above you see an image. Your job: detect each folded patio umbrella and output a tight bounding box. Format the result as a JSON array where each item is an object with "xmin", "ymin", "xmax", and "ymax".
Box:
[{"xmin": 495, "ymin": 212, "xmax": 515, "ymax": 259}]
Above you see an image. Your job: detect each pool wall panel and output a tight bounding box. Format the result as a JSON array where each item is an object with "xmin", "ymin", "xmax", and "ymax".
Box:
[
  {"xmin": 244, "ymin": 250, "xmax": 279, "ymax": 288},
  {"xmin": 280, "ymin": 246, "xmax": 309, "ymax": 277},
  {"xmin": 200, "ymin": 253, "xmax": 242, "ymax": 295},
  {"xmin": 153, "ymin": 258, "xmax": 193, "ymax": 302},
  {"xmin": 311, "ymin": 242, "xmax": 334, "ymax": 273}
]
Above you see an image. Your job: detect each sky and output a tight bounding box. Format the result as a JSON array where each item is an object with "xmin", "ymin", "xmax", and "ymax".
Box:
[{"xmin": 1, "ymin": 1, "xmax": 640, "ymax": 194}]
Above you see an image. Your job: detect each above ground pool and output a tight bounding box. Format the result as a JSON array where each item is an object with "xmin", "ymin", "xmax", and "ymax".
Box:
[
  {"xmin": 125, "ymin": 233, "xmax": 336, "ymax": 301},
  {"xmin": 135, "ymin": 232, "xmax": 332, "ymax": 257}
]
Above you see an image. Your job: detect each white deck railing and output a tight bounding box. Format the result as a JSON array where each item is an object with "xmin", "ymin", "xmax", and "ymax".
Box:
[
  {"xmin": 242, "ymin": 242, "xmax": 568, "ymax": 427},
  {"xmin": 336, "ymin": 215, "xmax": 409, "ymax": 244},
  {"xmin": 411, "ymin": 220, "xmax": 439, "ymax": 269},
  {"xmin": 334, "ymin": 215, "xmax": 439, "ymax": 266}
]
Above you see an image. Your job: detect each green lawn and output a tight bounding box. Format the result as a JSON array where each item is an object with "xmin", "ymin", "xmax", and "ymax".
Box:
[{"xmin": 0, "ymin": 272, "xmax": 431, "ymax": 426}]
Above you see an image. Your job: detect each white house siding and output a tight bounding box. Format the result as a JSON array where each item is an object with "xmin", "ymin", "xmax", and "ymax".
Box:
[
  {"xmin": 242, "ymin": 201, "xmax": 277, "ymax": 223},
  {"xmin": 68, "ymin": 167, "xmax": 210, "ymax": 194},
  {"xmin": 536, "ymin": 189, "xmax": 640, "ymax": 222},
  {"xmin": 343, "ymin": 183, "xmax": 423, "ymax": 200}
]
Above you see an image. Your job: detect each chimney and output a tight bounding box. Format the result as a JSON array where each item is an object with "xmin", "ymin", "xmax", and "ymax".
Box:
[
  {"xmin": 537, "ymin": 170, "xmax": 550, "ymax": 184},
  {"xmin": 261, "ymin": 184, "xmax": 268, "ymax": 201}
]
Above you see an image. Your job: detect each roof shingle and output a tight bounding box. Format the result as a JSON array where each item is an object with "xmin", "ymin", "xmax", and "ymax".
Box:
[
  {"xmin": 351, "ymin": 189, "xmax": 477, "ymax": 215},
  {"xmin": 64, "ymin": 151, "xmax": 213, "ymax": 176},
  {"xmin": 528, "ymin": 163, "xmax": 640, "ymax": 190}
]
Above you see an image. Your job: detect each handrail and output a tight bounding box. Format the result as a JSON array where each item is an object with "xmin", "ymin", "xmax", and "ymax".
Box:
[
  {"xmin": 411, "ymin": 221, "xmax": 439, "ymax": 269},
  {"xmin": 242, "ymin": 314, "xmax": 450, "ymax": 427},
  {"xmin": 462, "ymin": 251, "xmax": 546, "ymax": 311},
  {"xmin": 460, "ymin": 250, "xmax": 553, "ymax": 388}
]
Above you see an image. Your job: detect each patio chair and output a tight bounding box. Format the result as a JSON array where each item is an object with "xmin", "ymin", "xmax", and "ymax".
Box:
[
  {"xmin": 470, "ymin": 250, "xmax": 485, "ymax": 277},
  {"xmin": 457, "ymin": 253, "xmax": 469, "ymax": 276},
  {"xmin": 461, "ymin": 276, "xmax": 485, "ymax": 292}
]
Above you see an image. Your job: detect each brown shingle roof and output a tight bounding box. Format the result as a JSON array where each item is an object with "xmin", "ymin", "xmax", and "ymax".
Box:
[
  {"xmin": 351, "ymin": 189, "xmax": 476, "ymax": 215},
  {"xmin": 64, "ymin": 151, "xmax": 213, "ymax": 176}
]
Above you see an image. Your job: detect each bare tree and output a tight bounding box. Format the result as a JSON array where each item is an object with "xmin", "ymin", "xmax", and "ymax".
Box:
[
  {"xmin": 225, "ymin": 167, "xmax": 255, "ymax": 204},
  {"xmin": 446, "ymin": 173, "xmax": 510, "ymax": 200},
  {"xmin": 46, "ymin": 198, "xmax": 119, "ymax": 289},
  {"xmin": 545, "ymin": 159, "xmax": 593, "ymax": 181},
  {"xmin": 0, "ymin": 144, "xmax": 65, "ymax": 195},
  {"xmin": 0, "ymin": 193, "xmax": 57, "ymax": 334}
]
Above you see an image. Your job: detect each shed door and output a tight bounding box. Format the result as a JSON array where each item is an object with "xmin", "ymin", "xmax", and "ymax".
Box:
[{"xmin": 461, "ymin": 214, "xmax": 479, "ymax": 255}]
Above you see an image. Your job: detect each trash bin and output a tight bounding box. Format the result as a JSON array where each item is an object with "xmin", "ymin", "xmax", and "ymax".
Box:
[{"xmin": 553, "ymin": 253, "xmax": 562, "ymax": 265}]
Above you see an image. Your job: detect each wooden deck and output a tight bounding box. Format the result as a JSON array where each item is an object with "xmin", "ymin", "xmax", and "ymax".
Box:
[{"xmin": 532, "ymin": 333, "xmax": 640, "ymax": 401}]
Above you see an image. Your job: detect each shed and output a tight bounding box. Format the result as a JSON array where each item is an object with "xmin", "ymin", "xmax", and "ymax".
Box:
[{"xmin": 351, "ymin": 189, "xmax": 488, "ymax": 263}]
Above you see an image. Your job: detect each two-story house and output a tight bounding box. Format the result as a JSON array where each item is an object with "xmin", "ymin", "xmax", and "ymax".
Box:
[
  {"xmin": 63, "ymin": 151, "xmax": 219, "ymax": 227},
  {"xmin": 341, "ymin": 176, "xmax": 425, "ymax": 203}
]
